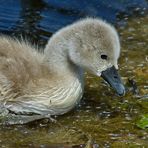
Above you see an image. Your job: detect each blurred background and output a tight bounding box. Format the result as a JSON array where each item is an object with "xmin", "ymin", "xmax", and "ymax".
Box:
[{"xmin": 0, "ymin": 0, "xmax": 147, "ymax": 46}]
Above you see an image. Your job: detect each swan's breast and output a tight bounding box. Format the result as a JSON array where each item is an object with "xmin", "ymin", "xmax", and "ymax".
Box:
[
  {"xmin": 3, "ymin": 75, "xmax": 84, "ymax": 116},
  {"xmin": 49, "ymin": 77, "xmax": 84, "ymax": 115}
]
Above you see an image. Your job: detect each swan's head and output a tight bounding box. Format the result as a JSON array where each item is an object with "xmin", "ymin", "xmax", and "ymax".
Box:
[{"xmin": 68, "ymin": 18, "xmax": 125, "ymax": 96}]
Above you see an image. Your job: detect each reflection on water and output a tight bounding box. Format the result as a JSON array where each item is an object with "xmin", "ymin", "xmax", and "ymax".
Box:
[{"xmin": 0, "ymin": 0, "xmax": 148, "ymax": 147}]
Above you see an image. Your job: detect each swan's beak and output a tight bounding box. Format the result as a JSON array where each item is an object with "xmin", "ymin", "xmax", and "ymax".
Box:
[{"xmin": 101, "ymin": 66, "xmax": 125, "ymax": 96}]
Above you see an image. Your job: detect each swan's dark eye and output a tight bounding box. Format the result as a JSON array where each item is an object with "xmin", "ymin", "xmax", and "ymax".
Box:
[{"xmin": 101, "ymin": 54, "xmax": 108, "ymax": 60}]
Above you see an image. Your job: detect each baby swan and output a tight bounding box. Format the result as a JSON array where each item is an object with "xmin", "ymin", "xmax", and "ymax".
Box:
[{"xmin": 0, "ymin": 18, "xmax": 125, "ymax": 124}]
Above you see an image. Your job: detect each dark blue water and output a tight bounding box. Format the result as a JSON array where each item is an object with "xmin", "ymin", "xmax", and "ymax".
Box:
[{"xmin": 0, "ymin": 0, "xmax": 147, "ymax": 45}]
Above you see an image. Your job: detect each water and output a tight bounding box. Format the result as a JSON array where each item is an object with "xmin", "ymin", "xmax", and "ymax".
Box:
[
  {"xmin": 0, "ymin": 0, "xmax": 148, "ymax": 147},
  {"xmin": 0, "ymin": 0, "xmax": 147, "ymax": 45}
]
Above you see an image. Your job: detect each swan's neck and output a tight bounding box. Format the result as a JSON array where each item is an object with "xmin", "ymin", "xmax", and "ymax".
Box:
[
  {"xmin": 43, "ymin": 37, "xmax": 85, "ymax": 89},
  {"xmin": 43, "ymin": 37, "xmax": 71, "ymax": 74},
  {"xmin": 42, "ymin": 38, "xmax": 84, "ymax": 114}
]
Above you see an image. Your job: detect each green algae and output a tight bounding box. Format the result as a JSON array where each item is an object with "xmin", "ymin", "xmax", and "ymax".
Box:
[{"xmin": 137, "ymin": 114, "xmax": 148, "ymax": 130}]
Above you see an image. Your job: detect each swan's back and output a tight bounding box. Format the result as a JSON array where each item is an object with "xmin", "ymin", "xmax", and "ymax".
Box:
[{"xmin": 0, "ymin": 37, "xmax": 45, "ymax": 98}]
